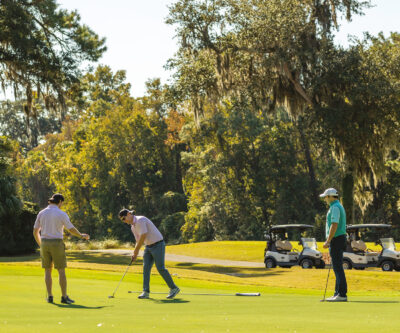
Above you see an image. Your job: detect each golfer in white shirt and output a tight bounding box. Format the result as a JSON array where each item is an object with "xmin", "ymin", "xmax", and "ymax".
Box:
[
  {"xmin": 33, "ymin": 194, "xmax": 89, "ymax": 304},
  {"xmin": 119, "ymin": 209, "xmax": 180, "ymax": 299}
]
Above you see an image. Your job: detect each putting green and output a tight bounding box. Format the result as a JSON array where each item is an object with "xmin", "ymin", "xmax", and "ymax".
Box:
[{"xmin": 0, "ymin": 264, "xmax": 399, "ymax": 333}]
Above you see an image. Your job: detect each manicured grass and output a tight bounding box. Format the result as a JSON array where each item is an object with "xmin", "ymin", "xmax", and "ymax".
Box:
[
  {"xmin": 4, "ymin": 250, "xmax": 400, "ymax": 294},
  {"xmin": 166, "ymin": 241, "xmax": 266, "ymax": 262},
  {"xmin": 1, "ymin": 263, "xmax": 400, "ymax": 333},
  {"xmin": 166, "ymin": 240, "xmax": 400, "ymax": 261}
]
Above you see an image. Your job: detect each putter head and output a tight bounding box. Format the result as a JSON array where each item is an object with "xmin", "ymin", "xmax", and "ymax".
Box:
[{"xmin": 108, "ymin": 295, "xmax": 114, "ymax": 299}]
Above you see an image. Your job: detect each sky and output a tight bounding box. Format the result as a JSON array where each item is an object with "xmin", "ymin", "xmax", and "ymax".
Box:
[{"xmin": 17, "ymin": 1, "xmax": 400, "ymax": 98}]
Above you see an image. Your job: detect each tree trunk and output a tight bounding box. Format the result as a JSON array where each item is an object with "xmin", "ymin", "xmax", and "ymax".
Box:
[
  {"xmin": 296, "ymin": 117, "xmax": 322, "ymax": 210},
  {"xmin": 342, "ymin": 168, "xmax": 354, "ymax": 224},
  {"xmin": 175, "ymin": 145, "xmax": 184, "ymax": 194}
]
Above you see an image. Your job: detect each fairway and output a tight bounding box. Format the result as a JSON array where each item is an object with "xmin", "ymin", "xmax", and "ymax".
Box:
[
  {"xmin": 166, "ymin": 241, "xmax": 400, "ymax": 261},
  {"xmin": 1, "ymin": 262, "xmax": 400, "ymax": 333}
]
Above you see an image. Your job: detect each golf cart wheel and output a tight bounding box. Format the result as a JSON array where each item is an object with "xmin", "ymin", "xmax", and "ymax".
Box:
[
  {"xmin": 265, "ymin": 258, "xmax": 276, "ymax": 269},
  {"xmin": 381, "ymin": 260, "xmax": 394, "ymax": 272},
  {"xmin": 342, "ymin": 259, "xmax": 352, "ymax": 270},
  {"xmin": 394, "ymin": 266, "xmax": 400, "ymax": 272},
  {"xmin": 300, "ymin": 259, "xmax": 313, "ymax": 269}
]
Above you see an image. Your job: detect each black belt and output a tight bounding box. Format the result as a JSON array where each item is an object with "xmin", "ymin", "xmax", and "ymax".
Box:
[{"xmin": 147, "ymin": 240, "xmax": 164, "ymax": 248}]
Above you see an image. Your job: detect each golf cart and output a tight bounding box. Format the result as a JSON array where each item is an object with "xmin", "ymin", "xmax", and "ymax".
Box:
[
  {"xmin": 264, "ymin": 224, "xmax": 325, "ymax": 269},
  {"xmin": 344, "ymin": 224, "xmax": 400, "ymax": 272}
]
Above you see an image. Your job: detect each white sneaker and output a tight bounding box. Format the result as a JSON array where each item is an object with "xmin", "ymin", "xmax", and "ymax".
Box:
[
  {"xmin": 332, "ymin": 295, "xmax": 348, "ymax": 302},
  {"xmin": 166, "ymin": 287, "xmax": 180, "ymax": 299},
  {"xmin": 138, "ymin": 291, "xmax": 149, "ymax": 299},
  {"xmin": 325, "ymin": 295, "xmax": 337, "ymax": 301}
]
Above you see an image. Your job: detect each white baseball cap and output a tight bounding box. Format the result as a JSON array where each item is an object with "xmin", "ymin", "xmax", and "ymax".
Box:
[{"xmin": 319, "ymin": 188, "xmax": 338, "ymax": 198}]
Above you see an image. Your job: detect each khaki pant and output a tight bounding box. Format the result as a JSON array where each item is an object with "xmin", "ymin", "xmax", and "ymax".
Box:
[{"xmin": 40, "ymin": 239, "xmax": 67, "ymax": 269}]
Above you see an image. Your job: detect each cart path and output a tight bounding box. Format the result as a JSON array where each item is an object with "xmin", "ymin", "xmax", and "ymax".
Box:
[{"xmin": 83, "ymin": 249, "xmax": 265, "ymax": 268}]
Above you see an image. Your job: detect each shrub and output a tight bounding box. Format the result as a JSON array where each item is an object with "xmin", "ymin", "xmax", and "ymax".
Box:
[
  {"xmin": 0, "ymin": 201, "xmax": 38, "ymax": 256},
  {"xmin": 159, "ymin": 212, "xmax": 186, "ymax": 243}
]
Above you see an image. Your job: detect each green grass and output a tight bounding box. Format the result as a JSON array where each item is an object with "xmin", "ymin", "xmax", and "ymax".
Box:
[
  {"xmin": 166, "ymin": 241, "xmax": 266, "ymax": 261},
  {"xmin": 1, "ymin": 263, "xmax": 400, "ymax": 333},
  {"xmin": 166, "ymin": 240, "xmax": 400, "ymax": 261},
  {"xmin": 2, "ymin": 243, "xmax": 400, "ymax": 332},
  {"xmin": 3, "ymin": 250, "xmax": 400, "ymax": 293}
]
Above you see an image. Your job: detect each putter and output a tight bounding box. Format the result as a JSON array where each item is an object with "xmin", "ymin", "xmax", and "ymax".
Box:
[
  {"xmin": 128, "ymin": 291, "xmax": 261, "ymax": 297},
  {"xmin": 320, "ymin": 256, "xmax": 331, "ymax": 302},
  {"xmin": 108, "ymin": 259, "xmax": 133, "ymax": 299}
]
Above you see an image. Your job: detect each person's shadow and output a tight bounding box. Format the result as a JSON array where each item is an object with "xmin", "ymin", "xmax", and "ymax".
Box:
[
  {"xmin": 149, "ymin": 298, "xmax": 190, "ymax": 304},
  {"xmin": 50, "ymin": 303, "xmax": 110, "ymax": 309}
]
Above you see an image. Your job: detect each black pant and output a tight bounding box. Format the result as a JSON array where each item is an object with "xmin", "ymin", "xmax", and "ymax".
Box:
[{"xmin": 329, "ymin": 234, "xmax": 347, "ymax": 297}]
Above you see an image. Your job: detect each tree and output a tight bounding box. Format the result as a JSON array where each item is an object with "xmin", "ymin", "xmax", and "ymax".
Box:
[
  {"xmin": 0, "ymin": 136, "xmax": 37, "ymax": 255},
  {"xmin": 180, "ymin": 101, "xmax": 319, "ymax": 241},
  {"xmin": 0, "ymin": 100, "xmax": 61, "ymax": 150},
  {"xmin": 0, "ymin": 136, "xmax": 21, "ymax": 216},
  {"xmin": 312, "ymin": 33, "xmax": 400, "ymax": 222},
  {"xmin": 0, "ymin": 0, "xmax": 106, "ymax": 147},
  {"xmin": 17, "ymin": 67, "xmax": 188, "ymax": 240},
  {"xmin": 167, "ymin": 0, "xmax": 399, "ymax": 224}
]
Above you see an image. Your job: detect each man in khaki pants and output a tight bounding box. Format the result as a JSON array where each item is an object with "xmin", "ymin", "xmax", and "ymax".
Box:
[{"xmin": 33, "ymin": 194, "xmax": 89, "ymax": 304}]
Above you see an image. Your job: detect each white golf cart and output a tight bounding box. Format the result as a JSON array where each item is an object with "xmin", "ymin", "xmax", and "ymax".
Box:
[
  {"xmin": 264, "ymin": 224, "xmax": 325, "ymax": 269},
  {"xmin": 344, "ymin": 224, "xmax": 400, "ymax": 271}
]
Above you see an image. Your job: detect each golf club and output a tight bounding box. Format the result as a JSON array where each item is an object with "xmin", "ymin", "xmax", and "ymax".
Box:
[
  {"xmin": 320, "ymin": 255, "xmax": 331, "ymax": 302},
  {"xmin": 128, "ymin": 291, "xmax": 260, "ymax": 297},
  {"xmin": 108, "ymin": 259, "xmax": 133, "ymax": 299}
]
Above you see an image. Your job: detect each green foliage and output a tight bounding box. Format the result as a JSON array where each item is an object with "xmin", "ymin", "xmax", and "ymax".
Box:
[
  {"xmin": 0, "ymin": 0, "xmax": 106, "ymax": 147},
  {"xmin": 3, "ymin": 1, "xmax": 400, "ymax": 246},
  {"xmin": 0, "ymin": 136, "xmax": 21, "ymax": 216},
  {"xmin": 0, "ymin": 137, "xmax": 38, "ymax": 255},
  {"xmin": 159, "ymin": 212, "xmax": 186, "ymax": 244},
  {"xmin": 167, "ymin": 0, "xmax": 400, "ymax": 237},
  {"xmin": 180, "ymin": 101, "xmax": 320, "ymax": 241},
  {"xmin": 0, "ymin": 200, "xmax": 38, "ymax": 256},
  {"xmin": 17, "ymin": 67, "xmax": 187, "ymax": 241},
  {"xmin": 0, "ymin": 100, "xmax": 62, "ymax": 150}
]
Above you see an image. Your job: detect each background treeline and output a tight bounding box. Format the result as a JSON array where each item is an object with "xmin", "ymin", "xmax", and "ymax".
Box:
[{"xmin": 1, "ymin": 0, "xmax": 399, "ymax": 253}]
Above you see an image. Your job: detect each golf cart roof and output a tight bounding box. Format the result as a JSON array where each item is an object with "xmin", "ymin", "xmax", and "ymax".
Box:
[
  {"xmin": 347, "ymin": 224, "xmax": 392, "ymax": 230},
  {"xmin": 270, "ymin": 224, "xmax": 314, "ymax": 232}
]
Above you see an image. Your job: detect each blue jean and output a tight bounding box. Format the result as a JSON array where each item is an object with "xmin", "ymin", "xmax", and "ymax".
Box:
[
  {"xmin": 329, "ymin": 234, "xmax": 347, "ymax": 297},
  {"xmin": 143, "ymin": 241, "xmax": 177, "ymax": 292}
]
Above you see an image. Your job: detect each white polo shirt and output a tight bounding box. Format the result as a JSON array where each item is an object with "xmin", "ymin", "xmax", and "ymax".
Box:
[
  {"xmin": 33, "ymin": 205, "xmax": 74, "ymax": 239},
  {"xmin": 130, "ymin": 216, "xmax": 163, "ymax": 246}
]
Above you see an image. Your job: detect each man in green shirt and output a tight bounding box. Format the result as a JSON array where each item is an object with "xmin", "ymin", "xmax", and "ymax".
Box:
[{"xmin": 321, "ymin": 188, "xmax": 348, "ymax": 302}]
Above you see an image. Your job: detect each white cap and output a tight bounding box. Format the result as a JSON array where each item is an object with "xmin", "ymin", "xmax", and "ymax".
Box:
[{"xmin": 319, "ymin": 188, "xmax": 338, "ymax": 198}]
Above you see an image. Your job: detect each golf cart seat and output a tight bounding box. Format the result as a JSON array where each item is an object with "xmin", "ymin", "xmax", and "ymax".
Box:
[
  {"xmin": 351, "ymin": 240, "xmax": 367, "ymax": 252},
  {"xmin": 276, "ymin": 240, "xmax": 293, "ymax": 252}
]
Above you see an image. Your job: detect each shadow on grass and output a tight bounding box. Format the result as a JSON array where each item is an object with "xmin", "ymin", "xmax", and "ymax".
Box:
[
  {"xmin": 66, "ymin": 252, "xmax": 142, "ymax": 266},
  {"xmin": 349, "ymin": 301, "xmax": 399, "ymax": 304},
  {"xmin": 0, "ymin": 253, "xmax": 40, "ymax": 262},
  {"xmin": 148, "ymin": 298, "xmax": 190, "ymax": 304},
  {"xmin": 0, "ymin": 251, "xmax": 139, "ymax": 266},
  {"xmin": 50, "ymin": 303, "xmax": 111, "ymax": 309},
  {"xmin": 174, "ymin": 262, "xmax": 281, "ymax": 278}
]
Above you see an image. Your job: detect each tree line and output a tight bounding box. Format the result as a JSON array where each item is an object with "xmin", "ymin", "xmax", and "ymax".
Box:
[{"xmin": 1, "ymin": 0, "xmax": 399, "ymax": 253}]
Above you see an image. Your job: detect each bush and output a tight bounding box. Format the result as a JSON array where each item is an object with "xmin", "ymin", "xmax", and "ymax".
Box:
[
  {"xmin": 0, "ymin": 201, "xmax": 38, "ymax": 256},
  {"xmin": 159, "ymin": 212, "xmax": 186, "ymax": 243}
]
